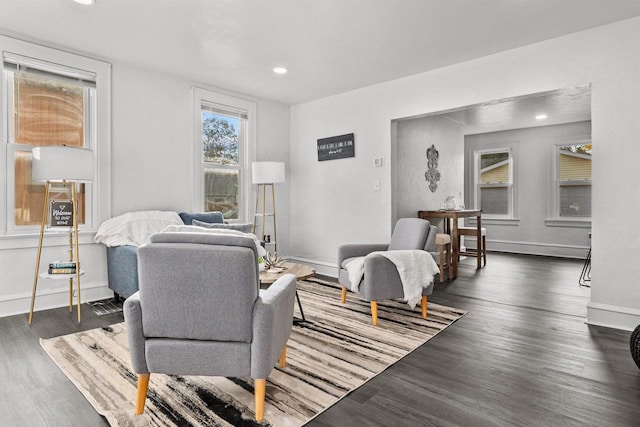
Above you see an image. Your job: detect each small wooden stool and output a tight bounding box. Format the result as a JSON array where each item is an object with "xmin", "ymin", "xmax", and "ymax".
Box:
[
  {"xmin": 458, "ymin": 226, "xmax": 487, "ymax": 267},
  {"xmin": 435, "ymin": 233, "xmax": 451, "ymax": 282}
]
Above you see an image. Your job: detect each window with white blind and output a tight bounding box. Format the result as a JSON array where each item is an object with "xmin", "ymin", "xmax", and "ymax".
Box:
[
  {"xmin": 193, "ymin": 88, "xmax": 255, "ymax": 221},
  {"xmin": 555, "ymin": 143, "xmax": 592, "ymax": 218},
  {"xmin": 475, "ymin": 149, "xmax": 513, "ymax": 217},
  {"xmin": 1, "ymin": 35, "xmax": 110, "ymax": 237}
]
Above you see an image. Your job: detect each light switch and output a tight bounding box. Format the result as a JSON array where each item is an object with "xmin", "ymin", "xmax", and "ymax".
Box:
[{"xmin": 374, "ymin": 180, "xmax": 380, "ymax": 191}]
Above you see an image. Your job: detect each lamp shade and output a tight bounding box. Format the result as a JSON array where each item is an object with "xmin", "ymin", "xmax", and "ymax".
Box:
[
  {"xmin": 32, "ymin": 146, "xmax": 95, "ymax": 182},
  {"xmin": 252, "ymin": 161, "xmax": 285, "ymax": 184}
]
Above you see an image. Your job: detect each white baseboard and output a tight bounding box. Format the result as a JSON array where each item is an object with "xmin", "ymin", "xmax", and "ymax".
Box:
[
  {"xmin": 0, "ymin": 281, "xmax": 113, "ymax": 318},
  {"xmin": 464, "ymin": 238, "xmax": 589, "ymax": 259},
  {"xmin": 285, "ymin": 256, "xmax": 338, "ymax": 278},
  {"xmin": 586, "ymin": 302, "xmax": 640, "ymax": 331}
]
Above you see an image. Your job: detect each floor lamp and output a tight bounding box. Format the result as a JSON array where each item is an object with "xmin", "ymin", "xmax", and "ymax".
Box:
[
  {"xmin": 252, "ymin": 161, "xmax": 285, "ymax": 254},
  {"xmin": 29, "ymin": 146, "xmax": 94, "ymax": 324}
]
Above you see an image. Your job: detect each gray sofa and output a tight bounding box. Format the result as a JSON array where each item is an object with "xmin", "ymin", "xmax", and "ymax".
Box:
[{"xmin": 104, "ymin": 211, "xmax": 227, "ymax": 300}]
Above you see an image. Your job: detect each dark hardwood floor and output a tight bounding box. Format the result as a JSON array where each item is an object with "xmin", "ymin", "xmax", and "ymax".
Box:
[
  {"xmin": 2, "ymin": 253, "xmax": 639, "ymax": 426},
  {"xmin": 309, "ymin": 254, "xmax": 640, "ymax": 427}
]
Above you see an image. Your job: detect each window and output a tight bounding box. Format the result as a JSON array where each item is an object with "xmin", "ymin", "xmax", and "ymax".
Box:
[
  {"xmin": 193, "ymin": 88, "xmax": 255, "ymax": 221},
  {"xmin": 476, "ymin": 149, "xmax": 513, "ymax": 217},
  {"xmin": 4, "ymin": 54, "xmax": 94, "ymax": 230},
  {"xmin": 556, "ymin": 143, "xmax": 592, "ymax": 218},
  {"xmin": 1, "ymin": 35, "xmax": 111, "ymax": 239}
]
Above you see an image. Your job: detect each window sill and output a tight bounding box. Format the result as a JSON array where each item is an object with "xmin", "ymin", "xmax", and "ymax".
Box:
[
  {"xmin": 0, "ymin": 231, "xmax": 97, "ymax": 250},
  {"xmin": 467, "ymin": 217, "xmax": 520, "ymax": 226},
  {"xmin": 545, "ymin": 218, "xmax": 591, "ymax": 228}
]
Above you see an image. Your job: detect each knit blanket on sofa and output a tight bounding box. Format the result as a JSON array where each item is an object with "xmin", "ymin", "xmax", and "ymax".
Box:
[{"xmin": 94, "ymin": 211, "xmax": 183, "ymax": 247}]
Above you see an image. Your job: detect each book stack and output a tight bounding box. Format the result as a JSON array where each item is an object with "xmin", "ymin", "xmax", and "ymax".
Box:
[{"xmin": 48, "ymin": 261, "xmax": 77, "ymax": 274}]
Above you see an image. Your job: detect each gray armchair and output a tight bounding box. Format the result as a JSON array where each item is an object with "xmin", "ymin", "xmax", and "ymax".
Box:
[
  {"xmin": 337, "ymin": 218, "xmax": 437, "ymax": 325},
  {"xmin": 123, "ymin": 232, "xmax": 296, "ymax": 421}
]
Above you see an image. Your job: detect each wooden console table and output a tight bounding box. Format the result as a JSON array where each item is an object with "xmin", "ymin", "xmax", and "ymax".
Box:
[{"xmin": 418, "ymin": 209, "xmax": 482, "ymax": 279}]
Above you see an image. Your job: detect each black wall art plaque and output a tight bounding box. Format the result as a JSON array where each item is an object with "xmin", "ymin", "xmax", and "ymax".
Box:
[
  {"xmin": 50, "ymin": 201, "xmax": 74, "ymax": 227},
  {"xmin": 317, "ymin": 133, "xmax": 355, "ymax": 161}
]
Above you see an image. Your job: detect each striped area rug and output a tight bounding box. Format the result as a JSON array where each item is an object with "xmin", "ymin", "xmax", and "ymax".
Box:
[{"xmin": 41, "ymin": 278, "xmax": 466, "ymax": 427}]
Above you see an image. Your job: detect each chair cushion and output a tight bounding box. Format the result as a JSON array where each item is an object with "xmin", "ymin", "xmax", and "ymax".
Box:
[
  {"xmin": 179, "ymin": 211, "xmax": 225, "ymax": 225},
  {"xmin": 435, "ymin": 233, "xmax": 451, "ymax": 245}
]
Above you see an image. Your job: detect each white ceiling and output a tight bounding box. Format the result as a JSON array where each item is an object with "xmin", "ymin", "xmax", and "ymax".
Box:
[
  {"xmin": 0, "ymin": 0, "xmax": 639, "ymax": 105},
  {"xmin": 433, "ymin": 85, "xmax": 592, "ymax": 134}
]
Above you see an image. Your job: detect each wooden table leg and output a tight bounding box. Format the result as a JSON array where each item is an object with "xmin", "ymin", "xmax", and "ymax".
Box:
[
  {"xmin": 476, "ymin": 214, "xmax": 482, "ymax": 270},
  {"xmin": 451, "ymin": 217, "xmax": 459, "ymax": 279}
]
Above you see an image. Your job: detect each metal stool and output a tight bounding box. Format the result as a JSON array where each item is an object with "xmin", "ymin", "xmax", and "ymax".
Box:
[{"xmin": 579, "ymin": 232, "xmax": 591, "ymax": 287}]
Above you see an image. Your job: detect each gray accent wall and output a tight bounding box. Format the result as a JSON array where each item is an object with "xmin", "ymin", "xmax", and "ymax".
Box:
[{"xmin": 394, "ymin": 114, "xmax": 465, "ymax": 229}]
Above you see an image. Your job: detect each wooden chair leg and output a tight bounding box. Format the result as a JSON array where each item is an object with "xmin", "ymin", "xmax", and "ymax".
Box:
[
  {"xmin": 135, "ymin": 373, "xmax": 150, "ymax": 415},
  {"xmin": 370, "ymin": 301, "xmax": 378, "ymax": 326},
  {"xmin": 279, "ymin": 346, "xmax": 287, "ymax": 368},
  {"xmin": 483, "ymin": 235, "xmax": 487, "ymax": 266},
  {"xmin": 438, "ymin": 245, "xmax": 445, "ymax": 282},
  {"xmin": 340, "ymin": 286, "xmax": 347, "ymax": 304},
  {"xmin": 255, "ymin": 378, "xmax": 266, "ymax": 421},
  {"xmin": 421, "ymin": 295, "xmax": 427, "ymax": 319},
  {"xmin": 446, "ymin": 243, "xmax": 451, "ymax": 279}
]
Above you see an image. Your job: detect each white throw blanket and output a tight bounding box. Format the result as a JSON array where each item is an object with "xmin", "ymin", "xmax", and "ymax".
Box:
[
  {"xmin": 345, "ymin": 250, "xmax": 439, "ymax": 308},
  {"xmin": 94, "ymin": 211, "xmax": 184, "ymax": 247}
]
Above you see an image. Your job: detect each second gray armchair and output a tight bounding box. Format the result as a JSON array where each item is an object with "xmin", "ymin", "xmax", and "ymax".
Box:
[
  {"xmin": 337, "ymin": 218, "xmax": 439, "ymax": 325},
  {"xmin": 124, "ymin": 231, "xmax": 296, "ymax": 422}
]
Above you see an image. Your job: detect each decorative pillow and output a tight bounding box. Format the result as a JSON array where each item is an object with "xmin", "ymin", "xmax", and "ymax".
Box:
[
  {"xmin": 179, "ymin": 211, "xmax": 225, "ymax": 225},
  {"xmin": 192, "ymin": 219, "xmax": 253, "ymax": 234}
]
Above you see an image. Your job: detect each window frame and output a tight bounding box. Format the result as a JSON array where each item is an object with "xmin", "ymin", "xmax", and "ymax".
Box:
[
  {"xmin": 192, "ymin": 88, "xmax": 256, "ymax": 222},
  {"xmin": 550, "ymin": 137, "xmax": 592, "ymax": 221},
  {"xmin": 0, "ymin": 35, "xmax": 111, "ymax": 245},
  {"xmin": 473, "ymin": 147, "xmax": 515, "ymax": 219}
]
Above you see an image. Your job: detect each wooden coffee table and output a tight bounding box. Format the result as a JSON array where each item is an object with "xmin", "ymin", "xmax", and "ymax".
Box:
[{"xmin": 260, "ymin": 262, "xmax": 315, "ymax": 323}]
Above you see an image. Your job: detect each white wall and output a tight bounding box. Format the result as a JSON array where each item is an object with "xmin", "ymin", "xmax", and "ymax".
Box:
[
  {"xmin": 289, "ymin": 17, "xmax": 640, "ymax": 330},
  {"xmin": 464, "ymin": 121, "xmax": 592, "ymax": 258},
  {"xmin": 0, "ymin": 55, "xmax": 290, "ymax": 318}
]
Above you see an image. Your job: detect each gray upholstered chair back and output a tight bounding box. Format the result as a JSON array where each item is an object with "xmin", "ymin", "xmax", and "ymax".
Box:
[
  {"xmin": 137, "ymin": 232, "xmax": 259, "ymax": 342},
  {"xmin": 423, "ymin": 224, "xmax": 438, "ymax": 252},
  {"xmin": 387, "ymin": 218, "xmax": 431, "ymax": 251}
]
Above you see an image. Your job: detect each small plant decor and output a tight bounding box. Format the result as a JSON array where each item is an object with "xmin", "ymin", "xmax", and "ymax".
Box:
[{"xmin": 264, "ymin": 252, "xmax": 287, "ymax": 270}]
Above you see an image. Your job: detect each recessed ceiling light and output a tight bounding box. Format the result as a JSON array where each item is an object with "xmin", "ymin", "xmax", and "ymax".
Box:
[
  {"xmin": 74, "ymin": 0, "xmax": 95, "ymax": 5},
  {"xmin": 535, "ymin": 114, "xmax": 548, "ymax": 120},
  {"xmin": 273, "ymin": 67, "xmax": 288, "ymax": 74}
]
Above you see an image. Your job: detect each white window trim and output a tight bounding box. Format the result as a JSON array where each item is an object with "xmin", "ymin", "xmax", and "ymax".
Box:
[
  {"xmin": 472, "ymin": 147, "xmax": 517, "ymax": 219},
  {"xmin": 0, "ymin": 35, "xmax": 111, "ymax": 248},
  {"xmin": 547, "ymin": 135, "xmax": 592, "ymax": 224},
  {"xmin": 192, "ymin": 87, "xmax": 256, "ymax": 222}
]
